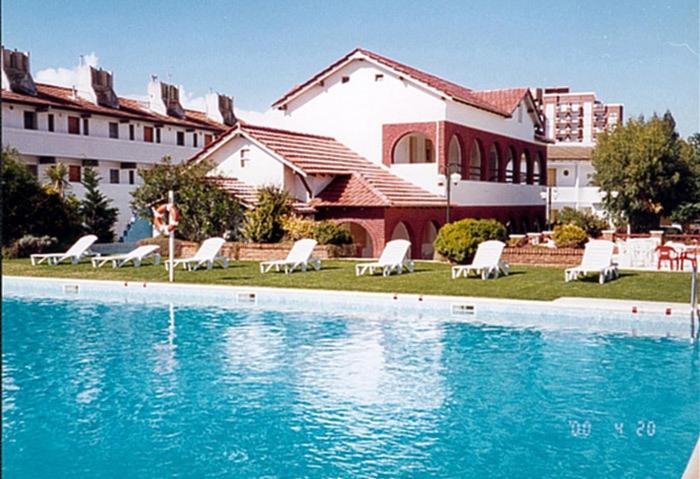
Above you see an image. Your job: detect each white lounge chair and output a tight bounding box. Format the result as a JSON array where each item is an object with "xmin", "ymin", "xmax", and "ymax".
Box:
[
  {"xmin": 164, "ymin": 237, "xmax": 230, "ymax": 271},
  {"xmin": 565, "ymin": 239, "xmax": 618, "ymax": 284},
  {"xmin": 91, "ymin": 245, "xmax": 161, "ymax": 268},
  {"xmin": 451, "ymin": 240, "xmax": 509, "ymax": 280},
  {"xmin": 30, "ymin": 235, "xmax": 98, "ymax": 266},
  {"xmin": 260, "ymin": 239, "xmax": 321, "ymax": 274},
  {"xmin": 355, "ymin": 239, "xmax": 414, "ymax": 277}
]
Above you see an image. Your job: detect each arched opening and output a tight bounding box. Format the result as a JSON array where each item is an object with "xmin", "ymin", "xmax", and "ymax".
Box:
[
  {"xmin": 519, "ymin": 150, "xmax": 529, "ymax": 184},
  {"xmin": 536, "ymin": 152, "xmax": 545, "ymax": 185},
  {"xmin": 469, "ymin": 140, "xmax": 482, "ymax": 180},
  {"xmin": 421, "ymin": 221, "xmax": 439, "ymax": 259},
  {"xmin": 340, "ymin": 222, "xmax": 374, "ymax": 258},
  {"xmin": 392, "ymin": 132, "xmax": 435, "ymax": 164},
  {"xmin": 487, "ymin": 145, "xmax": 499, "ymax": 182},
  {"xmin": 448, "ymin": 135, "xmax": 462, "ymax": 175},
  {"xmin": 506, "ymin": 147, "xmax": 516, "ymax": 183},
  {"xmin": 390, "ymin": 221, "xmax": 411, "ymax": 242}
]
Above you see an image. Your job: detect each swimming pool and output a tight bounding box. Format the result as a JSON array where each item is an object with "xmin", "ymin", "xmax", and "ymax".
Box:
[{"xmin": 3, "ymin": 282, "xmax": 699, "ymax": 477}]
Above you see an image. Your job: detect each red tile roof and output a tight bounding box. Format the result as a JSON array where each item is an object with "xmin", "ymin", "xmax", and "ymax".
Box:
[
  {"xmin": 472, "ymin": 88, "xmax": 531, "ymax": 116},
  {"xmin": 238, "ymin": 124, "xmax": 445, "ymax": 207},
  {"xmin": 271, "ymin": 48, "xmax": 530, "ymax": 117},
  {"xmin": 1, "ymin": 83, "xmax": 225, "ymax": 132},
  {"xmin": 206, "ymin": 176, "xmax": 259, "ymax": 206}
]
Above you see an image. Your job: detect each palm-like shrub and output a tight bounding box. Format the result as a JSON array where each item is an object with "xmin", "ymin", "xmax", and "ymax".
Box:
[{"xmin": 242, "ymin": 186, "xmax": 292, "ymax": 243}]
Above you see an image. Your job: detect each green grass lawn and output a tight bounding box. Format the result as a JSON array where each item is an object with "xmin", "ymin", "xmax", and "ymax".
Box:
[{"xmin": 2, "ymin": 258, "xmax": 693, "ymax": 303}]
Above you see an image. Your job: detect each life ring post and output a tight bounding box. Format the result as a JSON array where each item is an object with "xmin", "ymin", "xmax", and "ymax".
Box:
[{"xmin": 168, "ymin": 190, "xmax": 175, "ymax": 283}]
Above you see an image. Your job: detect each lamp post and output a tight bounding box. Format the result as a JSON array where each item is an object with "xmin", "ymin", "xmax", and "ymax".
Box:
[
  {"xmin": 444, "ymin": 161, "xmax": 462, "ymax": 224},
  {"xmin": 540, "ymin": 186, "xmax": 558, "ymax": 230}
]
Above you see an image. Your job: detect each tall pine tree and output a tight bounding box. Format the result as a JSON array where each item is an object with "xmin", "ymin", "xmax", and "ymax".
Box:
[{"xmin": 80, "ymin": 167, "xmax": 118, "ymax": 242}]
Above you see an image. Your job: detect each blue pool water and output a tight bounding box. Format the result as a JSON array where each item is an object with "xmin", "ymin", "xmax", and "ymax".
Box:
[{"xmin": 2, "ymin": 296, "xmax": 699, "ymax": 478}]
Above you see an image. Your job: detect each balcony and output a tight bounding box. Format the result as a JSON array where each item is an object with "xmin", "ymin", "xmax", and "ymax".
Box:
[{"xmin": 2, "ymin": 127, "xmax": 200, "ymax": 164}]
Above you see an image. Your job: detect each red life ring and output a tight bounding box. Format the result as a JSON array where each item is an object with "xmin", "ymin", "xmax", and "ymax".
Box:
[{"xmin": 152, "ymin": 203, "xmax": 180, "ymax": 235}]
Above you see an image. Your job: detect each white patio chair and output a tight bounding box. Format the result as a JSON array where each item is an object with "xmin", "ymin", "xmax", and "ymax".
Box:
[
  {"xmin": 164, "ymin": 237, "xmax": 229, "ymax": 271},
  {"xmin": 259, "ymin": 239, "xmax": 321, "ymax": 274},
  {"xmin": 91, "ymin": 245, "xmax": 161, "ymax": 268},
  {"xmin": 355, "ymin": 239, "xmax": 414, "ymax": 277},
  {"xmin": 451, "ymin": 240, "xmax": 509, "ymax": 280},
  {"xmin": 565, "ymin": 239, "xmax": 618, "ymax": 284},
  {"xmin": 30, "ymin": 235, "xmax": 98, "ymax": 266}
]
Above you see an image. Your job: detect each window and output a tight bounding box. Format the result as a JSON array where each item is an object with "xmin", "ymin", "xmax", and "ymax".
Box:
[
  {"xmin": 176, "ymin": 131, "xmax": 185, "ymax": 146},
  {"xmin": 375, "ymin": 74, "xmax": 384, "ymax": 82},
  {"xmin": 517, "ymin": 104, "xmax": 523, "ymax": 123},
  {"xmin": 204, "ymin": 134, "xmax": 213, "ymax": 146},
  {"xmin": 25, "ymin": 164, "xmax": 38, "ymax": 177},
  {"xmin": 109, "ymin": 122, "xmax": 119, "ymax": 139},
  {"xmin": 68, "ymin": 165, "xmax": 81, "ymax": 183},
  {"xmin": 47, "ymin": 114, "xmax": 54, "ymax": 132},
  {"xmin": 143, "ymin": 126, "xmax": 154, "ymax": 143},
  {"xmin": 155, "ymin": 128, "xmax": 162, "ymax": 143},
  {"xmin": 23, "ymin": 111, "xmax": 37, "ymax": 130},
  {"xmin": 192, "ymin": 133, "xmax": 198, "ymax": 148},
  {"xmin": 469, "ymin": 141, "xmax": 482, "ymax": 180},
  {"xmin": 128, "ymin": 170, "xmax": 135, "ymax": 185},
  {"xmin": 68, "ymin": 116, "xmax": 80, "ymax": 134},
  {"xmin": 109, "ymin": 169, "xmax": 120, "ymax": 184},
  {"xmin": 393, "ymin": 133, "xmax": 435, "ymax": 164},
  {"xmin": 341, "ymin": 76, "xmax": 350, "ymax": 84},
  {"xmin": 240, "ymin": 148, "xmax": 250, "ymax": 168},
  {"xmin": 82, "ymin": 118, "xmax": 89, "ymax": 136},
  {"xmin": 129, "ymin": 124, "xmax": 135, "ymax": 141}
]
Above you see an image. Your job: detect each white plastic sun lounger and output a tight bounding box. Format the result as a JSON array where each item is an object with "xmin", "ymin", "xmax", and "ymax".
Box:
[
  {"xmin": 451, "ymin": 240, "xmax": 509, "ymax": 280},
  {"xmin": 164, "ymin": 237, "xmax": 229, "ymax": 271},
  {"xmin": 260, "ymin": 239, "xmax": 321, "ymax": 274},
  {"xmin": 91, "ymin": 245, "xmax": 161, "ymax": 268},
  {"xmin": 565, "ymin": 239, "xmax": 618, "ymax": 284},
  {"xmin": 355, "ymin": 239, "xmax": 414, "ymax": 277},
  {"xmin": 30, "ymin": 235, "xmax": 98, "ymax": 266}
]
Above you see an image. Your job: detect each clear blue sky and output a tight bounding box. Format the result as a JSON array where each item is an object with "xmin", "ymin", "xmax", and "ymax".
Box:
[{"xmin": 3, "ymin": 0, "xmax": 698, "ymax": 136}]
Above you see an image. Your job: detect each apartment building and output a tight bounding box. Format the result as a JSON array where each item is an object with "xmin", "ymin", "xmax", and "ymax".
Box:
[
  {"xmin": 1, "ymin": 47, "xmax": 235, "ymax": 239},
  {"xmin": 532, "ymin": 86, "xmax": 624, "ymax": 218}
]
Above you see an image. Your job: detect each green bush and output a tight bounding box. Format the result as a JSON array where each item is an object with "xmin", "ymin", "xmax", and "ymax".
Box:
[
  {"xmin": 434, "ymin": 218, "xmax": 507, "ymax": 264},
  {"xmin": 130, "ymin": 156, "xmax": 243, "ymax": 241},
  {"xmin": 554, "ymin": 207, "xmax": 607, "ymax": 237},
  {"xmin": 242, "ymin": 186, "xmax": 292, "ymax": 243},
  {"xmin": 314, "ymin": 221, "xmax": 352, "ymax": 245},
  {"xmin": 281, "ymin": 215, "xmax": 316, "ymax": 241},
  {"xmin": 1, "ymin": 148, "xmax": 82, "ymax": 248},
  {"xmin": 553, "ymin": 224, "xmax": 588, "ymax": 248}
]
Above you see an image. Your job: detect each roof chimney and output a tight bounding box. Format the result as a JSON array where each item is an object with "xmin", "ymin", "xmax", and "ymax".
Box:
[
  {"xmin": 205, "ymin": 91, "xmax": 237, "ymax": 126},
  {"xmin": 1, "ymin": 46, "xmax": 37, "ymax": 95},
  {"xmin": 147, "ymin": 76, "xmax": 185, "ymax": 118},
  {"xmin": 90, "ymin": 67, "xmax": 118, "ymax": 108}
]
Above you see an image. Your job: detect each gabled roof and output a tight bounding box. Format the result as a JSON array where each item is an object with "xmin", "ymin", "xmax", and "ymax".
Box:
[
  {"xmin": 547, "ymin": 145, "xmax": 594, "ymax": 161},
  {"xmin": 195, "ymin": 122, "xmax": 445, "ymax": 207},
  {"xmin": 1, "ymin": 83, "xmax": 225, "ymax": 132},
  {"xmin": 206, "ymin": 176, "xmax": 259, "ymax": 206},
  {"xmin": 271, "ymin": 48, "xmax": 533, "ymax": 119}
]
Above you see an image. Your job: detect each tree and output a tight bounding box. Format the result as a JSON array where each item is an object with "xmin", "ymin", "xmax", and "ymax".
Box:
[
  {"xmin": 1, "ymin": 148, "xmax": 82, "ymax": 247},
  {"xmin": 670, "ymin": 132, "xmax": 700, "ymax": 230},
  {"xmin": 242, "ymin": 186, "xmax": 292, "ymax": 243},
  {"xmin": 592, "ymin": 112, "xmax": 697, "ymax": 232},
  {"xmin": 44, "ymin": 162, "xmax": 70, "ymax": 197},
  {"xmin": 130, "ymin": 156, "xmax": 243, "ymax": 241},
  {"xmin": 80, "ymin": 167, "xmax": 118, "ymax": 242}
]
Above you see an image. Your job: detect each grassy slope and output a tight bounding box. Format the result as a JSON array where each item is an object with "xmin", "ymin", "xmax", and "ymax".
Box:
[{"xmin": 1, "ymin": 259, "xmax": 692, "ymax": 303}]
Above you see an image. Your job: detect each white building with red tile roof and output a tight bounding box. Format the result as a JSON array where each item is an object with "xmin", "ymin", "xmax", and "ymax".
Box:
[
  {"xmin": 1, "ymin": 47, "xmax": 233, "ymax": 239},
  {"xmin": 194, "ymin": 49, "xmax": 550, "ymax": 258}
]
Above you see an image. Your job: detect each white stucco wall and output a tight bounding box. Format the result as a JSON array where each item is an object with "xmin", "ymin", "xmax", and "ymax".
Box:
[
  {"xmin": 206, "ymin": 136, "xmax": 285, "ymax": 188},
  {"xmin": 278, "ymin": 59, "xmax": 446, "ymax": 164}
]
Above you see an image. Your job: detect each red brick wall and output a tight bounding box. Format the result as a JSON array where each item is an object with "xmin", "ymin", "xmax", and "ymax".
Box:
[
  {"xmin": 382, "ymin": 121, "xmax": 547, "ymax": 185},
  {"xmin": 503, "ymin": 246, "xmax": 583, "ymax": 267}
]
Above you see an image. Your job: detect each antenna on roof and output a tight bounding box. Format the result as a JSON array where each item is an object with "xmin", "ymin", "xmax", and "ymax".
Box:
[{"xmin": 151, "ymin": 74, "xmax": 158, "ymax": 82}]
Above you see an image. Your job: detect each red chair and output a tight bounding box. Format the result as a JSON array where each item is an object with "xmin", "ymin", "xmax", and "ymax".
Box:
[
  {"xmin": 656, "ymin": 245, "xmax": 679, "ymax": 271},
  {"xmin": 679, "ymin": 249, "xmax": 697, "ymax": 271}
]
